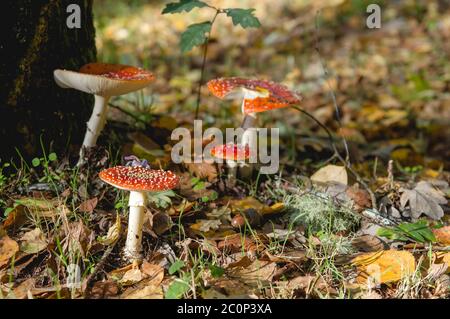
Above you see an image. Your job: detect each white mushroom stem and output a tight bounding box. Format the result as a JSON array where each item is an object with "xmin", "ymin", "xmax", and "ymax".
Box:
[
  {"xmin": 226, "ymin": 160, "xmax": 238, "ymax": 187},
  {"xmin": 240, "ymin": 89, "xmax": 265, "ymax": 178},
  {"xmin": 77, "ymin": 95, "xmax": 110, "ymax": 166},
  {"xmin": 124, "ymin": 191, "xmax": 147, "ymax": 260}
]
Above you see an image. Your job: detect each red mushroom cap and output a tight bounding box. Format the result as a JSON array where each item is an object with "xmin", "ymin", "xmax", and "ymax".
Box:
[
  {"xmin": 54, "ymin": 63, "xmax": 155, "ymax": 97},
  {"xmin": 211, "ymin": 143, "xmax": 250, "ymax": 161},
  {"xmin": 207, "ymin": 77, "xmax": 301, "ymax": 114},
  {"xmin": 99, "ymin": 166, "xmax": 179, "ymax": 192},
  {"xmin": 79, "ymin": 63, "xmax": 154, "ymax": 81}
]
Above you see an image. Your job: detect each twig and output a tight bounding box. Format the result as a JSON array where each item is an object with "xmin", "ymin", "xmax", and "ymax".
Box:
[
  {"xmin": 83, "ymin": 241, "xmax": 117, "ymax": 298},
  {"xmin": 195, "ymin": 10, "xmax": 221, "ymax": 119},
  {"xmin": 313, "ymin": 11, "xmax": 351, "ymax": 164},
  {"xmin": 293, "ymin": 106, "xmax": 377, "ymax": 209}
]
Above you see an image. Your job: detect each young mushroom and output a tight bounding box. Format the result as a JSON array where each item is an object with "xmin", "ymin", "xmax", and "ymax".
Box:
[
  {"xmin": 207, "ymin": 77, "xmax": 302, "ymax": 147},
  {"xmin": 99, "ymin": 165, "xmax": 179, "ymax": 261},
  {"xmin": 211, "ymin": 143, "xmax": 250, "ymax": 187},
  {"xmin": 54, "ymin": 63, "xmax": 155, "ymax": 165}
]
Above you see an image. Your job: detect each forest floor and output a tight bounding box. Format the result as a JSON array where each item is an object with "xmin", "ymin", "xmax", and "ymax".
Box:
[{"xmin": 1, "ymin": 0, "xmax": 450, "ymax": 299}]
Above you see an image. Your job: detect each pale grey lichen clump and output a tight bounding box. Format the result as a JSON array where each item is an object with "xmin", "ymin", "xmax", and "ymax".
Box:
[{"xmin": 282, "ymin": 192, "xmax": 360, "ymax": 234}]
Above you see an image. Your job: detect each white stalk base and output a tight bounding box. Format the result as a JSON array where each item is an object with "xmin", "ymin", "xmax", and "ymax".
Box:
[
  {"xmin": 241, "ymin": 113, "xmax": 257, "ymax": 180},
  {"xmin": 226, "ymin": 160, "xmax": 238, "ymax": 187},
  {"xmin": 124, "ymin": 191, "xmax": 146, "ymax": 261},
  {"xmin": 77, "ymin": 95, "xmax": 110, "ymax": 166}
]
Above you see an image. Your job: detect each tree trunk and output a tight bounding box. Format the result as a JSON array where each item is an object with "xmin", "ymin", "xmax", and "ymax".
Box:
[{"xmin": 0, "ymin": 0, "xmax": 97, "ymax": 161}]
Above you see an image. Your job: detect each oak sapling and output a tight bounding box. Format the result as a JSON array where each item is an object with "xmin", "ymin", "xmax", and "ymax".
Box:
[{"xmin": 162, "ymin": 0, "xmax": 261, "ymax": 118}]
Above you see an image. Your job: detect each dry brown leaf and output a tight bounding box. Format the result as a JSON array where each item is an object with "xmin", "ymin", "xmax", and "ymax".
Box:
[
  {"xmin": 433, "ymin": 226, "xmax": 450, "ymax": 246},
  {"xmin": 217, "ymin": 234, "xmax": 264, "ymax": 254},
  {"xmin": 119, "ymin": 268, "xmax": 143, "ymax": 286},
  {"xmin": 228, "ymin": 197, "xmax": 284, "ymax": 216},
  {"xmin": 98, "ymin": 213, "xmax": 121, "ymax": 245},
  {"xmin": 351, "ymin": 235, "xmax": 385, "ymax": 252},
  {"xmin": 400, "ymin": 181, "xmax": 446, "ymax": 220},
  {"xmin": 284, "ymin": 275, "xmax": 329, "ymax": 292},
  {"xmin": 10, "ymin": 278, "xmax": 35, "ymax": 299},
  {"xmin": 0, "ymin": 235, "xmax": 19, "ymax": 268},
  {"xmin": 352, "ymin": 250, "xmax": 416, "ymax": 284},
  {"xmin": 122, "ymin": 285, "xmax": 163, "ymax": 299},
  {"xmin": 19, "ymin": 228, "xmax": 47, "ymax": 254},
  {"xmin": 78, "ymin": 197, "xmax": 98, "ymax": 213},
  {"xmin": 140, "ymin": 262, "xmax": 164, "ymax": 286},
  {"xmin": 3, "ymin": 200, "xmax": 70, "ymax": 230},
  {"xmin": 311, "ymin": 165, "xmax": 348, "ymax": 185},
  {"xmin": 190, "ymin": 219, "xmax": 222, "ymax": 233},
  {"xmin": 184, "ymin": 162, "xmax": 217, "ymax": 182},
  {"xmin": 88, "ymin": 280, "xmax": 119, "ymax": 299},
  {"xmin": 228, "ymin": 260, "xmax": 276, "ymax": 285}
]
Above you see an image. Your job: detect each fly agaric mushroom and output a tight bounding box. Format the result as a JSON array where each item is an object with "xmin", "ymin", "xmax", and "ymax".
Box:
[
  {"xmin": 207, "ymin": 77, "xmax": 302, "ymax": 146},
  {"xmin": 54, "ymin": 63, "xmax": 155, "ymax": 165},
  {"xmin": 211, "ymin": 143, "xmax": 250, "ymax": 187},
  {"xmin": 99, "ymin": 166, "xmax": 179, "ymax": 260}
]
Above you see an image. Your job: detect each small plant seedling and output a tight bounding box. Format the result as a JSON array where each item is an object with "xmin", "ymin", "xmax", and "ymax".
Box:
[
  {"xmin": 162, "ymin": 0, "xmax": 261, "ymax": 118},
  {"xmin": 377, "ymin": 220, "xmax": 437, "ymax": 243},
  {"xmin": 190, "ymin": 177, "xmax": 218, "ymax": 202}
]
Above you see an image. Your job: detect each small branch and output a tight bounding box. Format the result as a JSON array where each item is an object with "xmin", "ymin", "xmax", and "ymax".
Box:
[
  {"xmin": 313, "ymin": 11, "xmax": 351, "ymax": 164},
  {"xmin": 83, "ymin": 241, "xmax": 117, "ymax": 298},
  {"xmin": 293, "ymin": 106, "xmax": 377, "ymax": 209},
  {"xmin": 195, "ymin": 10, "xmax": 221, "ymax": 119}
]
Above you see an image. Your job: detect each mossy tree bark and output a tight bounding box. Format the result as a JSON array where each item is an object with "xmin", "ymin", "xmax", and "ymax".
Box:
[{"xmin": 0, "ymin": 0, "xmax": 96, "ymax": 161}]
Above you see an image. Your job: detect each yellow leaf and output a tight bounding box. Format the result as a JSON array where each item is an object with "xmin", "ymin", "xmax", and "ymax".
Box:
[
  {"xmin": 228, "ymin": 197, "xmax": 284, "ymax": 216},
  {"xmin": 98, "ymin": 214, "xmax": 121, "ymax": 245},
  {"xmin": 311, "ymin": 165, "xmax": 348, "ymax": 185},
  {"xmin": 433, "ymin": 226, "xmax": 450, "ymax": 246},
  {"xmin": 0, "ymin": 235, "xmax": 19, "ymax": 268},
  {"xmin": 352, "ymin": 250, "xmax": 415, "ymax": 285}
]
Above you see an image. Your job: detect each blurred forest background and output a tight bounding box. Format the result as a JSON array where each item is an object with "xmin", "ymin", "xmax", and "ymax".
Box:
[{"xmin": 92, "ymin": 0, "xmax": 450, "ymax": 172}]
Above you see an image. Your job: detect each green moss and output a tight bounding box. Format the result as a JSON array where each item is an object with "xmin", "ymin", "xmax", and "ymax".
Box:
[{"xmin": 283, "ymin": 192, "xmax": 360, "ymax": 234}]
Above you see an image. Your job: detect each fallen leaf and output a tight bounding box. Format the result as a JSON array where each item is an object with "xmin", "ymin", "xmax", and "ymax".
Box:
[
  {"xmin": 184, "ymin": 162, "xmax": 217, "ymax": 182},
  {"xmin": 98, "ymin": 213, "xmax": 121, "ymax": 245},
  {"xmin": 78, "ymin": 197, "xmax": 98, "ymax": 213},
  {"xmin": 88, "ymin": 280, "xmax": 120, "ymax": 299},
  {"xmin": 190, "ymin": 219, "xmax": 222, "ymax": 232},
  {"xmin": 0, "ymin": 235, "xmax": 19, "ymax": 268},
  {"xmin": 311, "ymin": 165, "xmax": 348, "ymax": 185},
  {"xmin": 10, "ymin": 278, "xmax": 35, "ymax": 299},
  {"xmin": 3, "ymin": 200, "xmax": 70, "ymax": 230},
  {"xmin": 351, "ymin": 235, "xmax": 385, "ymax": 252},
  {"xmin": 140, "ymin": 262, "xmax": 164, "ymax": 286},
  {"xmin": 122, "ymin": 285, "xmax": 163, "ymax": 299},
  {"xmin": 228, "ymin": 197, "xmax": 284, "ymax": 216},
  {"xmin": 217, "ymin": 234, "xmax": 264, "ymax": 254},
  {"xmin": 433, "ymin": 226, "xmax": 450, "ymax": 245},
  {"xmin": 119, "ymin": 268, "xmax": 143, "ymax": 286},
  {"xmin": 400, "ymin": 181, "xmax": 446, "ymax": 220},
  {"xmin": 352, "ymin": 250, "xmax": 416, "ymax": 284},
  {"xmin": 228, "ymin": 259, "xmax": 276, "ymax": 285},
  {"xmin": 19, "ymin": 228, "xmax": 47, "ymax": 254}
]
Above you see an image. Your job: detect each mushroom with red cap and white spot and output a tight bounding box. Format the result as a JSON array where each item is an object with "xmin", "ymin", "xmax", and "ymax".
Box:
[
  {"xmin": 99, "ymin": 165, "xmax": 179, "ymax": 260},
  {"xmin": 54, "ymin": 63, "xmax": 155, "ymax": 165},
  {"xmin": 207, "ymin": 77, "xmax": 302, "ymax": 147},
  {"xmin": 211, "ymin": 143, "xmax": 250, "ymax": 187}
]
